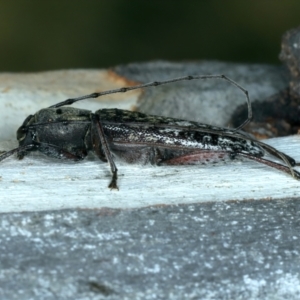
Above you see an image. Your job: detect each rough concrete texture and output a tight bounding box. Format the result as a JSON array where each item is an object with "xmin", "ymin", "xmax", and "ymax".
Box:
[{"xmin": 1, "ymin": 201, "xmax": 300, "ymax": 300}]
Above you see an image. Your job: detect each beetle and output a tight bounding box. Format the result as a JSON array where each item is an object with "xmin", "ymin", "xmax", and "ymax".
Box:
[{"xmin": 0, "ymin": 74, "xmax": 299, "ymax": 189}]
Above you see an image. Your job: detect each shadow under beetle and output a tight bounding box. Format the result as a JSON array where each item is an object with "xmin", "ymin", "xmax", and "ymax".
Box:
[{"xmin": 0, "ymin": 74, "xmax": 299, "ymax": 189}]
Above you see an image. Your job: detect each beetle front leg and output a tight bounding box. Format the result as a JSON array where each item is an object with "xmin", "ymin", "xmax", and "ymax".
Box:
[
  {"xmin": 35, "ymin": 142, "xmax": 88, "ymax": 161},
  {"xmin": 0, "ymin": 144, "xmax": 36, "ymax": 162},
  {"xmin": 91, "ymin": 114, "xmax": 119, "ymax": 190},
  {"xmin": 109, "ymin": 171, "xmax": 118, "ymax": 190}
]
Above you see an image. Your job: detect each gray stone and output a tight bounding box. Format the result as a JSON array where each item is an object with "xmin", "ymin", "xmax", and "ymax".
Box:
[{"xmin": 1, "ymin": 201, "xmax": 300, "ymax": 299}]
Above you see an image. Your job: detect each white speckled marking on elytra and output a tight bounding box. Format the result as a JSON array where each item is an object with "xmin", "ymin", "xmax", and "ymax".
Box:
[{"xmin": 175, "ymin": 121, "xmax": 194, "ymax": 127}]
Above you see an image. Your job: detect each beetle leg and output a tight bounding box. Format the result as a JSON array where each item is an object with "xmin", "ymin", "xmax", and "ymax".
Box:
[
  {"xmin": 35, "ymin": 142, "xmax": 88, "ymax": 161},
  {"xmin": 91, "ymin": 114, "xmax": 118, "ymax": 190},
  {"xmin": 238, "ymin": 152, "xmax": 300, "ymax": 179},
  {"xmin": 255, "ymin": 140, "xmax": 296, "ymax": 167},
  {"xmin": 158, "ymin": 150, "xmax": 300, "ymax": 180}
]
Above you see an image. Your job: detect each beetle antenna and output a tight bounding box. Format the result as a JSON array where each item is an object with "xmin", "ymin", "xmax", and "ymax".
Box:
[{"xmin": 48, "ymin": 74, "xmax": 251, "ymax": 131}]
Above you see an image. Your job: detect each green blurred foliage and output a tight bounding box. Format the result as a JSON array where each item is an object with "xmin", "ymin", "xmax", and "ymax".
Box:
[{"xmin": 0, "ymin": 0, "xmax": 299, "ymax": 72}]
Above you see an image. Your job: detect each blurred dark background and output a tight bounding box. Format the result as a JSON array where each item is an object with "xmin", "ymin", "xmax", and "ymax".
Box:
[{"xmin": 0, "ymin": 1, "xmax": 299, "ymax": 72}]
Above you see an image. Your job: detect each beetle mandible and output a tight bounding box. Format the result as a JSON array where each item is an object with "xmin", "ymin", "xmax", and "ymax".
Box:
[{"xmin": 0, "ymin": 74, "xmax": 299, "ymax": 189}]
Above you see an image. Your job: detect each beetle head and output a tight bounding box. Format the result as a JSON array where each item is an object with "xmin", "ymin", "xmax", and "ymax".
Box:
[{"xmin": 0, "ymin": 114, "xmax": 37, "ymax": 162}]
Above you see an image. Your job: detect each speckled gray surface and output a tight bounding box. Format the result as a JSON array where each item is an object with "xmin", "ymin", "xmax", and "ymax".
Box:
[{"xmin": 1, "ymin": 200, "xmax": 300, "ymax": 300}]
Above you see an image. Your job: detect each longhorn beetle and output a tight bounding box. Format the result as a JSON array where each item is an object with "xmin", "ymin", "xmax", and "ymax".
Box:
[{"xmin": 0, "ymin": 74, "xmax": 299, "ymax": 189}]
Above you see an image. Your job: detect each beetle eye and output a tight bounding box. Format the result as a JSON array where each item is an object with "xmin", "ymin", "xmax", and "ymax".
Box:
[
  {"xmin": 16, "ymin": 114, "xmax": 34, "ymax": 142},
  {"xmin": 17, "ymin": 126, "xmax": 27, "ymax": 141}
]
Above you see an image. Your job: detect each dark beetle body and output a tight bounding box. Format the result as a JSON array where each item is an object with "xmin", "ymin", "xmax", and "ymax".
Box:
[
  {"xmin": 98, "ymin": 108, "xmax": 265, "ymax": 165},
  {"xmin": 17, "ymin": 107, "xmax": 264, "ymax": 167}
]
